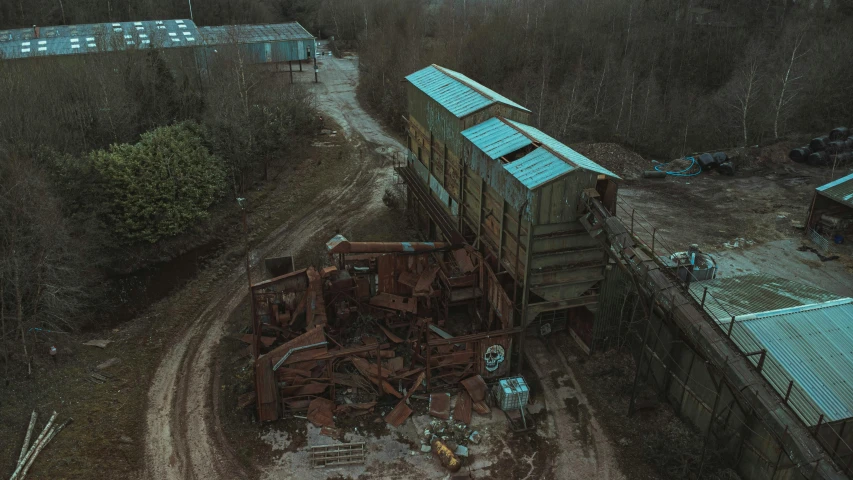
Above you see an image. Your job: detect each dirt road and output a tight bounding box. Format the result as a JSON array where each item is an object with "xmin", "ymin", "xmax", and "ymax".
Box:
[
  {"xmin": 525, "ymin": 337, "xmax": 624, "ymax": 480},
  {"xmin": 142, "ymin": 45, "xmax": 624, "ymax": 480},
  {"xmin": 142, "ymin": 45, "xmax": 403, "ymax": 480}
]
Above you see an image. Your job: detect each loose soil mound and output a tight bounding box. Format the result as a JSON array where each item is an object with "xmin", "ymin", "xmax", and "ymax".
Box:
[{"xmin": 571, "ymin": 142, "xmax": 649, "ymax": 180}]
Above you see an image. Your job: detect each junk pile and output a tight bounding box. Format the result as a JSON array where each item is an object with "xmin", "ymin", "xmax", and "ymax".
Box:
[
  {"xmin": 644, "ymin": 151, "xmax": 736, "ymax": 179},
  {"xmin": 790, "ymin": 127, "xmax": 853, "ymax": 167},
  {"xmin": 241, "ymin": 234, "xmax": 524, "ymax": 433}
]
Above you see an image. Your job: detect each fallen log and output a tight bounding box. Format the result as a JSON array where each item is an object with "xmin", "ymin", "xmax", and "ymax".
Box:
[
  {"xmin": 10, "ymin": 411, "xmax": 57, "ymax": 480},
  {"xmin": 18, "ymin": 418, "xmax": 73, "ymax": 480},
  {"xmin": 17, "ymin": 411, "xmax": 37, "ymax": 467}
]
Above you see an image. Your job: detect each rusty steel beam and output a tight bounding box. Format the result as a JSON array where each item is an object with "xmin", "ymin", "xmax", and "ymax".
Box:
[
  {"xmin": 327, "ymin": 236, "xmax": 450, "ymax": 255},
  {"xmin": 426, "ymin": 327, "xmax": 523, "ymax": 347}
]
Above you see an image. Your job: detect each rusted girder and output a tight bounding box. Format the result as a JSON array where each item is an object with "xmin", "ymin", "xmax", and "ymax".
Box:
[{"xmin": 326, "ymin": 234, "xmax": 450, "ymax": 254}]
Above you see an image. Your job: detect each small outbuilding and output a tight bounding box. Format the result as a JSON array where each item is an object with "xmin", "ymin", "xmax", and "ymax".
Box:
[{"xmin": 806, "ymin": 172, "xmax": 853, "ymax": 246}]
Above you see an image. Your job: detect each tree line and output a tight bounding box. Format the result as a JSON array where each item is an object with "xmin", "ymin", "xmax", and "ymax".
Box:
[
  {"xmin": 0, "ymin": 35, "xmax": 317, "ymax": 376},
  {"xmin": 0, "ymin": 0, "xmax": 320, "ymax": 30},
  {"xmin": 350, "ymin": 0, "xmax": 853, "ymax": 158}
]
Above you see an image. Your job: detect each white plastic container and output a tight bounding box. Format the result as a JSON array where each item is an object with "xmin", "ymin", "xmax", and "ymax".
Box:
[{"xmin": 495, "ymin": 376, "xmax": 529, "ymax": 411}]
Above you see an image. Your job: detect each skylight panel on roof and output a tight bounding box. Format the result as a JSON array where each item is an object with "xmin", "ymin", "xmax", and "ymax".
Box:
[
  {"xmin": 37, "ymin": 46, "xmax": 46, "ymax": 51},
  {"xmin": 156, "ymin": 21, "xmax": 164, "ymax": 25},
  {"xmin": 178, "ymin": 24, "xmax": 187, "ymax": 29},
  {"xmin": 21, "ymin": 48, "xmax": 30, "ymax": 53},
  {"xmin": 157, "ymin": 25, "xmax": 166, "ymax": 29},
  {"xmin": 134, "ymin": 22, "xmax": 143, "ymax": 26},
  {"xmin": 87, "ymin": 43, "xmax": 96, "ymax": 47},
  {"xmin": 124, "ymin": 34, "xmax": 132, "ymax": 39},
  {"xmin": 113, "ymin": 27, "xmax": 122, "ymax": 32},
  {"xmin": 70, "ymin": 38, "xmax": 78, "ymax": 43},
  {"xmin": 168, "ymin": 32, "xmax": 176, "ymax": 36},
  {"xmin": 182, "ymin": 31, "xmax": 190, "ymax": 36},
  {"xmin": 187, "ymin": 37, "xmax": 195, "ymax": 41},
  {"xmin": 139, "ymin": 34, "xmax": 147, "ymax": 38},
  {"xmin": 86, "ymin": 37, "xmax": 95, "ymax": 41},
  {"xmin": 21, "ymin": 41, "xmax": 30, "ymax": 46},
  {"xmin": 112, "ymin": 23, "xmax": 121, "ymax": 27},
  {"xmin": 71, "ymin": 44, "xmax": 80, "ymax": 49},
  {"xmin": 175, "ymin": 20, "xmax": 184, "ymax": 24},
  {"xmin": 38, "ymin": 40, "xmax": 46, "ymax": 45},
  {"xmin": 135, "ymin": 26, "xmax": 144, "ymax": 31}
]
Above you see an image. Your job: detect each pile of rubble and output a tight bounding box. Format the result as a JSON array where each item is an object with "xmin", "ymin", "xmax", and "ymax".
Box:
[{"xmin": 233, "ymin": 234, "xmax": 532, "ymax": 471}]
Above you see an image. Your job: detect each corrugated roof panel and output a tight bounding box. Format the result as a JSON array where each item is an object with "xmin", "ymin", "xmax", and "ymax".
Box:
[
  {"xmin": 0, "ymin": 20, "xmax": 313, "ymax": 61},
  {"xmin": 505, "ymin": 149, "xmax": 573, "ymax": 189},
  {"xmin": 197, "ymin": 22, "xmax": 314, "ymax": 44},
  {"xmin": 732, "ymin": 301, "xmax": 853, "ymax": 423},
  {"xmin": 0, "ymin": 20, "xmax": 199, "ymax": 60},
  {"xmin": 460, "ymin": 117, "xmax": 532, "ymax": 159},
  {"xmin": 816, "ymin": 172, "xmax": 853, "ymax": 208},
  {"xmin": 406, "ymin": 65, "xmax": 530, "ymax": 118},
  {"xmin": 690, "ymin": 273, "xmax": 853, "ymax": 424},
  {"xmin": 688, "ymin": 273, "xmax": 844, "ymax": 320},
  {"xmin": 507, "ymin": 120, "xmax": 621, "ymax": 179}
]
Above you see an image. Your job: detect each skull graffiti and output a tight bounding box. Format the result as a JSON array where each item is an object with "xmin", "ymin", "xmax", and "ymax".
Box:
[{"xmin": 484, "ymin": 345, "xmax": 506, "ymax": 372}]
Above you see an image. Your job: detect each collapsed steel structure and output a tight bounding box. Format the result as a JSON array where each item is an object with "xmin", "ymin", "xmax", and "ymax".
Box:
[{"xmin": 248, "ymin": 235, "xmax": 521, "ymax": 423}]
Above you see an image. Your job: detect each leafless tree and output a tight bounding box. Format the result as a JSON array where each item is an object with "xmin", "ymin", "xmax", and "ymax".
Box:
[
  {"xmin": 771, "ymin": 33, "xmax": 807, "ymax": 139},
  {"xmin": 724, "ymin": 53, "xmax": 763, "ymax": 147},
  {"xmin": 0, "ymin": 153, "xmax": 87, "ymax": 376}
]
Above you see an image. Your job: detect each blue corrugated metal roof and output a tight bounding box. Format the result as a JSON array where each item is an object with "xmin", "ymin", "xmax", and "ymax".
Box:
[
  {"xmin": 816, "ymin": 172, "xmax": 853, "ymax": 208},
  {"xmin": 0, "ymin": 20, "xmax": 312, "ymax": 61},
  {"xmin": 197, "ymin": 22, "xmax": 314, "ymax": 44},
  {"xmin": 505, "ymin": 148, "xmax": 572, "ymax": 189},
  {"xmin": 461, "ymin": 117, "xmax": 620, "ymax": 187},
  {"xmin": 689, "ymin": 273, "xmax": 844, "ymax": 320},
  {"xmin": 734, "ymin": 300, "xmax": 853, "ymax": 423},
  {"xmin": 0, "ymin": 20, "xmax": 200, "ymax": 60},
  {"xmin": 405, "ymin": 65, "xmax": 530, "ymax": 118},
  {"xmin": 691, "ymin": 273, "xmax": 853, "ymax": 424},
  {"xmin": 507, "ymin": 120, "xmax": 620, "ymax": 179},
  {"xmin": 459, "ymin": 117, "xmax": 532, "ymax": 159}
]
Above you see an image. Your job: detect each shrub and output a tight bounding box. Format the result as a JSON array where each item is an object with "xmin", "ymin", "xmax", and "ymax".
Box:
[{"xmin": 90, "ymin": 122, "xmax": 226, "ymax": 243}]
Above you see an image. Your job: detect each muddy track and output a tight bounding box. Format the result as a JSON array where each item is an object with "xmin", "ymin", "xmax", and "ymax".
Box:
[
  {"xmin": 142, "ymin": 44, "xmax": 403, "ymax": 480},
  {"xmin": 525, "ymin": 337, "xmax": 624, "ymax": 480}
]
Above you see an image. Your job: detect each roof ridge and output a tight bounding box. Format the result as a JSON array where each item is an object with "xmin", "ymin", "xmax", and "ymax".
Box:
[
  {"xmin": 497, "ymin": 117, "xmax": 577, "ymax": 169},
  {"xmin": 734, "ymin": 297, "xmax": 853, "ymax": 322},
  {"xmin": 431, "ymin": 64, "xmax": 495, "ymax": 103}
]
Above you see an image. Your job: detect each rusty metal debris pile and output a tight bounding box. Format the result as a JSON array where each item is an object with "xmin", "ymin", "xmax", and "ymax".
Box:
[{"xmin": 236, "ymin": 234, "xmax": 529, "ymax": 469}]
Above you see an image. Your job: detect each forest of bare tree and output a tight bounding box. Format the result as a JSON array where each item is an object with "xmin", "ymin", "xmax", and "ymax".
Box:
[
  {"xmin": 349, "ymin": 0, "xmax": 853, "ymax": 157},
  {"xmin": 1, "ymin": 0, "xmax": 852, "ymax": 374}
]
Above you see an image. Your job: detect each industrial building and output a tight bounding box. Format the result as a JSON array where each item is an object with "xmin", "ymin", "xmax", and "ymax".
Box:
[
  {"xmin": 395, "ymin": 63, "xmax": 853, "ymax": 479},
  {"xmin": 0, "ymin": 19, "xmax": 316, "ymax": 68},
  {"xmin": 400, "ymin": 64, "xmax": 620, "ymax": 353}
]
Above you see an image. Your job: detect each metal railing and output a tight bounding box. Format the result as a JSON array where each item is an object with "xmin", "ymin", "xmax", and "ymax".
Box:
[{"xmin": 613, "ymin": 197, "xmax": 853, "ymax": 476}]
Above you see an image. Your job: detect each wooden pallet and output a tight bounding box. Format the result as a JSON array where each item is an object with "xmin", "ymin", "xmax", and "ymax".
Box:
[{"xmin": 308, "ymin": 442, "xmax": 366, "ymax": 468}]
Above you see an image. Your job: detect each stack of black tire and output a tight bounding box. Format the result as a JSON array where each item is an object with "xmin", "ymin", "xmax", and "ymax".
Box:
[
  {"xmin": 695, "ymin": 151, "xmax": 736, "ymax": 176},
  {"xmin": 790, "ymin": 127, "xmax": 853, "ymax": 167}
]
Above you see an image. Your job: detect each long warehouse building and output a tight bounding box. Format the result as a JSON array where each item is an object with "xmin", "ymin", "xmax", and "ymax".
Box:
[{"xmin": 0, "ymin": 19, "xmax": 316, "ymax": 65}]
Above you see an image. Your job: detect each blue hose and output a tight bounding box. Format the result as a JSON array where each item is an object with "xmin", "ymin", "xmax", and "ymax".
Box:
[{"xmin": 654, "ymin": 156, "xmax": 702, "ymax": 177}]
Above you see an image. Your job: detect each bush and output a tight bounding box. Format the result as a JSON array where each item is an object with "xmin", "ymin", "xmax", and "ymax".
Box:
[{"xmin": 90, "ymin": 122, "xmax": 226, "ymax": 243}]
